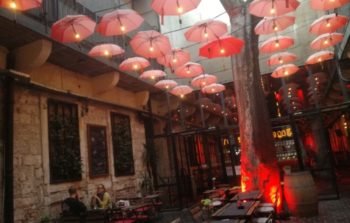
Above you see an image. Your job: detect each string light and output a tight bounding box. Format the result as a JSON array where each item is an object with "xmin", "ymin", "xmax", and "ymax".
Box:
[
  {"xmin": 149, "ymin": 46, "xmax": 154, "ymax": 52},
  {"xmin": 104, "ymin": 50, "xmax": 110, "ymax": 56},
  {"xmin": 324, "ymin": 39, "xmax": 329, "ymax": 45},
  {"xmin": 326, "ymin": 22, "xmax": 331, "ymax": 28},
  {"xmin": 220, "ymin": 48, "xmax": 225, "ymax": 54},
  {"xmin": 284, "ymin": 70, "xmax": 289, "ymax": 75},
  {"xmin": 75, "ymin": 33, "xmax": 80, "ymax": 39},
  {"xmin": 177, "ymin": 6, "xmax": 183, "ymax": 14},
  {"xmin": 133, "ymin": 64, "xmax": 139, "ymax": 70},
  {"xmin": 165, "ymin": 85, "xmax": 169, "ymax": 89},
  {"xmin": 9, "ymin": 1, "xmax": 17, "ymax": 9},
  {"xmin": 318, "ymin": 57, "xmax": 322, "ymax": 62},
  {"xmin": 279, "ymin": 58, "xmax": 283, "ymax": 64},
  {"xmin": 204, "ymin": 31, "xmax": 209, "ymax": 38},
  {"xmin": 172, "ymin": 58, "xmax": 178, "ymax": 63},
  {"xmin": 151, "ymin": 75, "xmax": 155, "ymax": 80},
  {"xmin": 273, "ymin": 25, "xmax": 278, "ymax": 31},
  {"xmin": 120, "ymin": 25, "xmax": 126, "ymax": 32},
  {"xmin": 270, "ymin": 8, "xmax": 276, "ymax": 15},
  {"xmin": 180, "ymin": 94, "xmax": 184, "ymax": 98},
  {"xmin": 275, "ymin": 40, "xmax": 280, "ymax": 47}
]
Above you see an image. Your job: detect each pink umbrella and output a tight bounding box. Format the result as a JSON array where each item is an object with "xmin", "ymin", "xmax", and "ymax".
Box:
[
  {"xmin": 248, "ymin": 0, "xmax": 300, "ymax": 17},
  {"xmin": 119, "ymin": 57, "xmax": 150, "ymax": 72},
  {"xmin": 170, "ymin": 85, "xmax": 193, "ymax": 98},
  {"xmin": 199, "ymin": 35, "xmax": 244, "ymax": 59},
  {"xmin": 97, "ymin": 9, "xmax": 144, "ymax": 36},
  {"xmin": 157, "ymin": 48, "xmax": 190, "ymax": 69},
  {"xmin": 267, "ymin": 52, "xmax": 297, "ymax": 66},
  {"xmin": 184, "ymin": 19, "xmax": 228, "ymax": 42},
  {"xmin": 0, "ymin": 0, "xmax": 41, "ymax": 10},
  {"xmin": 140, "ymin": 70, "xmax": 166, "ymax": 80},
  {"xmin": 151, "ymin": 0, "xmax": 201, "ymax": 16},
  {"xmin": 202, "ymin": 83, "xmax": 226, "ymax": 94},
  {"xmin": 255, "ymin": 16, "xmax": 296, "ymax": 35},
  {"xmin": 310, "ymin": 32, "xmax": 343, "ymax": 50},
  {"xmin": 305, "ymin": 50, "xmax": 334, "ymax": 64},
  {"xmin": 88, "ymin": 44, "xmax": 124, "ymax": 57},
  {"xmin": 271, "ymin": 64, "xmax": 299, "ymax": 78},
  {"xmin": 130, "ymin": 30, "xmax": 171, "ymax": 58},
  {"xmin": 154, "ymin": 79, "xmax": 178, "ymax": 90},
  {"xmin": 191, "ymin": 74, "xmax": 217, "ymax": 88},
  {"xmin": 51, "ymin": 15, "xmax": 96, "ymax": 43},
  {"xmin": 310, "ymin": 0, "xmax": 349, "ymax": 10},
  {"xmin": 309, "ymin": 13, "xmax": 348, "ymax": 35},
  {"xmin": 259, "ymin": 35, "xmax": 294, "ymax": 54},
  {"xmin": 174, "ymin": 62, "xmax": 204, "ymax": 78}
]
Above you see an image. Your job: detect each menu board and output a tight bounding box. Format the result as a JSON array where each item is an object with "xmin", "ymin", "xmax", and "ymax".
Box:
[
  {"xmin": 272, "ymin": 125, "xmax": 298, "ymax": 162},
  {"xmin": 87, "ymin": 125, "xmax": 109, "ymax": 177}
]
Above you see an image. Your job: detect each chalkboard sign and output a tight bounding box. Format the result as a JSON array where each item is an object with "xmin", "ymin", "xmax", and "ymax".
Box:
[{"xmin": 87, "ymin": 125, "xmax": 109, "ymax": 178}]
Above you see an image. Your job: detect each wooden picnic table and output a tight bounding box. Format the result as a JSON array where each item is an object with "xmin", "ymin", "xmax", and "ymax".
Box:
[
  {"xmin": 211, "ymin": 200, "xmax": 260, "ymax": 220},
  {"xmin": 230, "ymin": 190, "xmax": 263, "ymax": 202}
]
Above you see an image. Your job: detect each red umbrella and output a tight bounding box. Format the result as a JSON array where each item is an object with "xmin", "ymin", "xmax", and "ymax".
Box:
[
  {"xmin": 151, "ymin": 0, "xmax": 201, "ymax": 16},
  {"xmin": 170, "ymin": 85, "xmax": 193, "ymax": 98},
  {"xmin": 255, "ymin": 16, "xmax": 296, "ymax": 35},
  {"xmin": 310, "ymin": 0, "xmax": 349, "ymax": 10},
  {"xmin": 248, "ymin": 0, "xmax": 300, "ymax": 17},
  {"xmin": 267, "ymin": 52, "xmax": 297, "ymax": 66},
  {"xmin": 184, "ymin": 19, "xmax": 228, "ymax": 42},
  {"xmin": 202, "ymin": 83, "xmax": 226, "ymax": 94},
  {"xmin": 154, "ymin": 79, "xmax": 178, "ymax": 90},
  {"xmin": 140, "ymin": 70, "xmax": 166, "ymax": 80},
  {"xmin": 259, "ymin": 35, "xmax": 294, "ymax": 54},
  {"xmin": 174, "ymin": 62, "xmax": 203, "ymax": 78},
  {"xmin": 310, "ymin": 32, "xmax": 343, "ymax": 50},
  {"xmin": 199, "ymin": 35, "xmax": 244, "ymax": 59},
  {"xmin": 191, "ymin": 74, "xmax": 217, "ymax": 88},
  {"xmin": 130, "ymin": 30, "xmax": 171, "ymax": 58},
  {"xmin": 97, "ymin": 9, "xmax": 144, "ymax": 36},
  {"xmin": 271, "ymin": 64, "xmax": 299, "ymax": 78},
  {"xmin": 0, "ymin": 0, "xmax": 41, "ymax": 10},
  {"xmin": 309, "ymin": 13, "xmax": 348, "ymax": 35},
  {"xmin": 305, "ymin": 50, "xmax": 334, "ymax": 64},
  {"xmin": 157, "ymin": 48, "xmax": 190, "ymax": 69},
  {"xmin": 119, "ymin": 57, "xmax": 150, "ymax": 72},
  {"xmin": 88, "ymin": 44, "xmax": 124, "ymax": 57},
  {"xmin": 51, "ymin": 15, "xmax": 96, "ymax": 43}
]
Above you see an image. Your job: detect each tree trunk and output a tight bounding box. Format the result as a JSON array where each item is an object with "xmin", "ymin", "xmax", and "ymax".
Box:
[{"xmin": 220, "ymin": 1, "xmax": 281, "ymax": 205}]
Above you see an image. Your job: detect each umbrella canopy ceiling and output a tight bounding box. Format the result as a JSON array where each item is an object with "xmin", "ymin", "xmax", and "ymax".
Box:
[
  {"xmin": 248, "ymin": 0, "xmax": 300, "ymax": 17},
  {"xmin": 88, "ymin": 44, "xmax": 124, "ymax": 57},
  {"xmin": 140, "ymin": 70, "xmax": 166, "ymax": 80},
  {"xmin": 170, "ymin": 85, "xmax": 193, "ymax": 98},
  {"xmin": 199, "ymin": 35, "xmax": 244, "ymax": 58},
  {"xmin": 202, "ymin": 83, "xmax": 226, "ymax": 94},
  {"xmin": 154, "ymin": 79, "xmax": 178, "ymax": 90},
  {"xmin": 130, "ymin": 30, "xmax": 171, "ymax": 58},
  {"xmin": 119, "ymin": 57, "xmax": 150, "ymax": 72},
  {"xmin": 309, "ymin": 13, "xmax": 348, "ymax": 35},
  {"xmin": 174, "ymin": 62, "xmax": 204, "ymax": 78},
  {"xmin": 255, "ymin": 16, "xmax": 296, "ymax": 35},
  {"xmin": 0, "ymin": 0, "xmax": 42, "ymax": 10},
  {"xmin": 310, "ymin": 0, "xmax": 350, "ymax": 10},
  {"xmin": 157, "ymin": 48, "xmax": 190, "ymax": 69},
  {"xmin": 191, "ymin": 74, "xmax": 217, "ymax": 88},
  {"xmin": 305, "ymin": 50, "xmax": 334, "ymax": 64},
  {"xmin": 267, "ymin": 52, "xmax": 297, "ymax": 66},
  {"xmin": 271, "ymin": 64, "xmax": 299, "ymax": 78},
  {"xmin": 310, "ymin": 32, "xmax": 344, "ymax": 50},
  {"xmin": 51, "ymin": 15, "xmax": 96, "ymax": 43},
  {"xmin": 259, "ymin": 35, "xmax": 294, "ymax": 54},
  {"xmin": 151, "ymin": 0, "xmax": 202, "ymax": 16},
  {"xmin": 184, "ymin": 19, "xmax": 228, "ymax": 42},
  {"xmin": 97, "ymin": 9, "xmax": 144, "ymax": 36}
]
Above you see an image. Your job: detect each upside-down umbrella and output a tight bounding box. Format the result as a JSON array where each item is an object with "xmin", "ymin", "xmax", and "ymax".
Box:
[
  {"xmin": 191, "ymin": 74, "xmax": 217, "ymax": 88},
  {"xmin": 97, "ymin": 9, "xmax": 144, "ymax": 36},
  {"xmin": 151, "ymin": 0, "xmax": 201, "ymax": 16},
  {"xmin": 202, "ymin": 83, "xmax": 226, "ymax": 94},
  {"xmin": 88, "ymin": 44, "xmax": 124, "ymax": 57},
  {"xmin": 154, "ymin": 79, "xmax": 178, "ymax": 90},
  {"xmin": 309, "ymin": 13, "xmax": 348, "ymax": 35},
  {"xmin": 51, "ymin": 15, "xmax": 96, "ymax": 43},
  {"xmin": 267, "ymin": 52, "xmax": 297, "ymax": 66},
  {"xmin": 310, "ymin": 32, "xmax": 343, "ymax": 50},
  {"xmin": 271, "ymin": 64, "xmax": 299, "ymax": 78},
  {"xmin": 140, "ymin": 70, "xmax": 166, "ymax": 80},
  {"xmin": 199, "ymin": 35, "xmax": 245, "ymax": 59},
  {"xmin": 184, "ymin": 19, "xmax": 228, "ymax": 42},
  {"xmin": 259, "ymin": 35, "xmax": 294, "ymax": 54},
  {"xmin": 310, "ymin": 0, "xmax": 349, "ymax": 10},
  {"xmin": 255, "ymin": 16, "xmax": 296, "ymax": 35},
  {"xmin": 305, "ymin": 50, "xmax": 334, "ymax": 64},
  {"xmin": 157, "ymin": 48, "xmax": 190, "ymax": 69},
  {"xmin": 248, "ymin": 0, "xmax": 300, "ymax": 17},
  {"xmin": 130, "ymin": 30, "xmax": 171, "ymax": 58},
  {"xmin": 170, "ymin": 85, "xmax": 193, "ymax": 98},
  {"xmin": 0, "ymin": 0, "xmax": 42, "ymax": 10},
  {"xmin": 119, "ymin": 57, "xmax": 150, "ymax": 72},
  {"xmin": 174, "ymin": 62, "xmax": 203, "ymax": 78}
]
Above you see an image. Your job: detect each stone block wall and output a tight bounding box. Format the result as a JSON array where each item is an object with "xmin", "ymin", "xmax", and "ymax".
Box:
[{"xmin": 13, "ymin": 85, "xmax": 147, "ymax": 223}]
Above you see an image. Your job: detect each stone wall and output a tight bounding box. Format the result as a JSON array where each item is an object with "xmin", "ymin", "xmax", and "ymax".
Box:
[{"xmin": 13, "ymin": 85, "xmax": 147, "ymax": 223}]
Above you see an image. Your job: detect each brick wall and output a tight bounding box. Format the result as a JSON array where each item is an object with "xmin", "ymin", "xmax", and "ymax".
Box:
[{"xmin": 13, "ymin": 85, "xmax": 147, "ymax": 223}]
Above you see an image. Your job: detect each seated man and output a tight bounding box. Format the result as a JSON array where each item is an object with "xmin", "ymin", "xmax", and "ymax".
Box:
[{"xmin": 62, "ymin": 186, "xmax": 87, "ymax": 216}]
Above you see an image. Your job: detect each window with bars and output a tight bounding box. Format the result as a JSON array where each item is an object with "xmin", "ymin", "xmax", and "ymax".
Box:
[{"xmin": 48, "ymin": 99, "xmax": 82, "ymax": 183}]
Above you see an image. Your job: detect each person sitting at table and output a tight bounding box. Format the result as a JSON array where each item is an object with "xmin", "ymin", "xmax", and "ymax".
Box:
[
  {"xmin": 90, "ymin": 184, "xmax": 112, "ymax": 209},
  {"xmin": 62, "ymin": 186, "xmax": 87, "ymax": 216}
]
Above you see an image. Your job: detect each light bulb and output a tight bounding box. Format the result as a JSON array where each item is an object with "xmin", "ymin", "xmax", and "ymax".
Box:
[
  {"xmin": 133, "ymin": 64, "xmax": 139, "ymax": 70},
  {"xmin": 186, "ymin": 69, "xmax": 191, "ymax": 74},
  {"xmin": 275, "ymin": 40, "xmax": 280, "ymax": 47},
  {"xmin": 177, "ymin": 7, "xmax": 183, "ymax": 14},
  {"xmin": 180, "ymin": 94, "xmax": 184, "ymax": 98},
  {"xmin": 165, "ymin": 85, "xmax": 169, "ymax": 89},
  {"xmin": 318, "ymin": 57, "xmax": 322, "ymax": 62},
  {"xmin": 220, "ymin": 48, "xmax": 225, "ymax": 54},
  {"xmin": 326, "ymin": 22, "xmax": 331, "ymax": 28},
  {"xmin": 324, "ymin": 39, "xmax": 329, "ymax": 45},
  {"xmin": 120, "ymin": 25, "xmax": 126, "ymax": 32},
  {"xmin": 202, "ymin": 81, "xmax": 206, "ymax": 86},
  {"xmin": 9, "ymin": 1, "xmax": 17, "ymax": 9},
  {"xmin": 149, "ymin": 46, "xmax": 154, "ymax": 52},
  {"xmin": 270, "ymin": 8, "xmax": 276, "ymax": 15},
  {"xmin": 284, "ymin": 71, "xmax": 289, "ymax": 75},
  {"xmin": 211, "ymin": 88, "xmax": 215, "ymax": 92},
  {"xmin": 172, "ymin": 58, "xmax": 177, "ymax": 63},
  {"xmin": 273, "ymin": 25, "xmax": 278, "ymax": 31},
  {"xmin": 75, "ymin": 33, "xmax": 80, "ymax": 39},
  {"xmin": 279, "ymin": 58, "xmax": 283, "ymax": 64},
  {"xmin": 151, "ymin": 75, "xmax": 155, "ymax": 80},
  {"xmin": 204, "ymin": 32, "xmax": 209, "ymax": 38}
]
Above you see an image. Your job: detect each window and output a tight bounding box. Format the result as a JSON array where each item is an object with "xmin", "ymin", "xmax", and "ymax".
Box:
[
  {"xmin": 48, "ymin": 99, "xmax": 81, "ymax": 183},
  {"xmin": 111, "ymin": 112, "xmax": 134, "ymax": 176}
]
